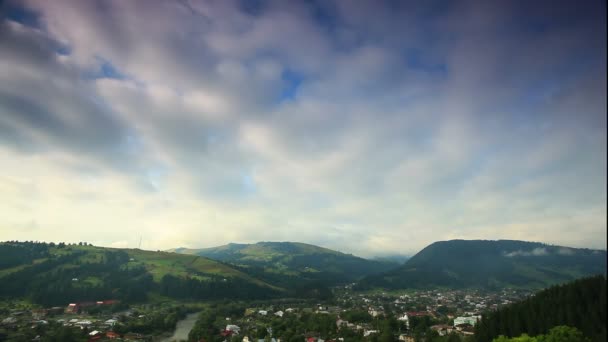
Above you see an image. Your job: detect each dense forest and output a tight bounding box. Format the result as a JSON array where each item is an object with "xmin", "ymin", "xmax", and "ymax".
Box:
[
  {"xmin": 475, "ymin": 275, "xmax": 606, "ymax": 342},
  {"xmin": 0, "ymin": 244, "xmax": 153, "ymax": 305},
  {"xmin": 491, "ymin": 325, "xmax": 589, "ymax": 341},
  {"xmin": 159, "ymin": 274, "xmax": 278, "ymax": 300},
  {"xmin": 358, "ymin": 240, "xmax": 607, "ymax": 290}
]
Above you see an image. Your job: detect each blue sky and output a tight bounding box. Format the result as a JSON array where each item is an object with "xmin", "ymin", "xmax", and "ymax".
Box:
[{"xmin": 0, "ymin": 0, "xmax": 605, "ymax": 256}]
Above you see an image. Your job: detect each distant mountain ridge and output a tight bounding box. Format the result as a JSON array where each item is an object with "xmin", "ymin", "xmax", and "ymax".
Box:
[
  {"xmin": 168, "ymin": 241, "xmax": 399, "ymax": 285},
  {"xmin": 357, "ymin": 239, "xmax": 607, "ymax": 290}
]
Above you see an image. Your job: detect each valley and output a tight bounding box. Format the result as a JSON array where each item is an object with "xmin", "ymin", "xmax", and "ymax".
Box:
[{"xmin": 0, "ymin": 239, "xmax": 605, "ymax": 342}]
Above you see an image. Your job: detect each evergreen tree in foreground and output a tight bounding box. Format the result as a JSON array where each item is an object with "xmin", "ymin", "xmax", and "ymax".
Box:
[{"xmin": 475, "ymin": 276, "xmax": 606, "ymax": 342}]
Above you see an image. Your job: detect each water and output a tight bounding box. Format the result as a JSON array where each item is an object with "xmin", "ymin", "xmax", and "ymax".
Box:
[{"xmin": 161, "ymin": 312, "xmax": 199, "ymax": 342}]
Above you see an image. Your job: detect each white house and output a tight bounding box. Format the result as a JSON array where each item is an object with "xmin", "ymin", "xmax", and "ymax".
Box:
[
  {"xmin": 258, "ymin": 310, "xmax": 268, "ymax": 316},
  {"xmin": 105, "ymin": 319, "xmax": 117, "ymax": 326},
  {"xmin": 274, "ymin": 311, "xmax": 284, "ymax": 317},
  {"xmin": 75, "ymin": 320, "xmax": 92, "ymax": 326},
  {"xmin": 363, "ymin": 330, "xmax": 379, "ymax": 337},
  {"xmin": 368, "ymin": 309, "xmax": 382, "ymax": 317},
  {"xmin": 453, "ymin": 316, "xmax": 479, "ymax": 327},
  {"xmin": 226, "ymin": 325, "xmax": 241, "ymax": 334}
]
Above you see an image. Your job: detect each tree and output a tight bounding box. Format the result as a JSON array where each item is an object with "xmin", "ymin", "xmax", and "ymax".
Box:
[{"xmin": 491, "ymin": 326, "xmax": 590, "ymax": 342}]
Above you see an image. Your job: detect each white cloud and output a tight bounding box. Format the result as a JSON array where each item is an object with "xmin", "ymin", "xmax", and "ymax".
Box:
[
  {"xmin": 0, "ymin": 0, "xmax": 605, "ymax": 256},
  {"xmin": 504, "ymin": 248, "xmax": 549, "ymax": 257}
]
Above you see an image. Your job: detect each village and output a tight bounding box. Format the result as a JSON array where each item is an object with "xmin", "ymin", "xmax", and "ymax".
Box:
[{"xmin": 0, "ymin": 286, "xmax": 531, "ymax": 341}]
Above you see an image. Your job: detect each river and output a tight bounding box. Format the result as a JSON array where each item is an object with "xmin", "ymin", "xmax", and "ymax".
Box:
[{"xmin": 160, "ymin": 312, "xmax": 200, "ymax": 342}]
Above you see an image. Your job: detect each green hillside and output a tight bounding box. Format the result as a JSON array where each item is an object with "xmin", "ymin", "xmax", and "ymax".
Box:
[
  {"xmin": 168, "ymin": 241, "xmax": 399, "ymax": 285},
  {"xmin": 356, "ymin": 239, "xmax": 607, "ymax": 290},
  {"xmin": 0, "ymin": 241, "xmax": 281, "ymax": 307}
]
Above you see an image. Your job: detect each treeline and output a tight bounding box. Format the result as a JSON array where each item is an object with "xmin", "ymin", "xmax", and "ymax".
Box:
[
  {"xmin": 189, "ymin": 303, "xmax": 250, "ymax": 342},
  {"xmin": 0, "ymin": 241, "xmax": 51, "ymax": 269},
  {"xmin": 113, "ymin": 305, "xmax": 191, "ymax": 335},
  {"xmin": 0, "ymin": 249, "xmax": 154, "ymax": 306},
  {"xmin": 492, "ymin": 325, "xmax": 589, "ymax": 342},
  {"xmin": 0, "ymin": 320, "xmax": 88, "ymax": 342},
  {"xmin": 475, "ymin": 275, "xmax": 606, "ymax": 342}
]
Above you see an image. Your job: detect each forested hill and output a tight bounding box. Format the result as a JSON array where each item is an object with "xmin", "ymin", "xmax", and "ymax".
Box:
[
  {"xmin": 0, "ymin": 241, "xmax": 282, "ymax": 307},
  {"xmin": 475, "ymin": 275, "xmax": 607, "ymax": 342},
  {"xmin": 168, "ymin": 241, "xmax": 399, "ymax": 285},
  {"xmin": 356, "ymin": 239, "xmax": 607, "ymax": 290}
]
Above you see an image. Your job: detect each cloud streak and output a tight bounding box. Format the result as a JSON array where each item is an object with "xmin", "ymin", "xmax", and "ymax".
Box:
[{"xmin": 0, "ymin": 0, "xmax": 606, "ymax": 256}]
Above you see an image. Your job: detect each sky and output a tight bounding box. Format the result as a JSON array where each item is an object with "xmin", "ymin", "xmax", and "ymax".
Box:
[{"xmin": 0, "ymin": 0, "xmax": 606, "ymax": 257}]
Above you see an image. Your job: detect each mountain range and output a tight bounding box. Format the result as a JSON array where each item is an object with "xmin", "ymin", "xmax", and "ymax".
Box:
[
  {"xmin": 168, "ymin": 241, "xmax": 399, "ymax": 286},
  {"xmin": 1, "ymin": 239, "xmax": 605, "ymax": 307},
  {"xmin": 356, "ymin": 239, "xmax": 607, "ymax": 290}
]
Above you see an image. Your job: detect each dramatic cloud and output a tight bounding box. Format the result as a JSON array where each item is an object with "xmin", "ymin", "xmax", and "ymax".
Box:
[{"xmin": 0, "ymin": 0, "xmax": 606, "ymax": 256}]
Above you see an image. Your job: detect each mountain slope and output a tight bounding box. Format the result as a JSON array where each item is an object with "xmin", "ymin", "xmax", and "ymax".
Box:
[
  {"xmin": 475, "ymin": 275, "xmax": 606, "ymax": 342},
  {"xmin": 0, "ymin": 241, "xmax": 281, "ymax": 306},
  {"xmin": 357, "ymin": 239, "xmax": 607, "ymax": 290},
  {"xmin": 169, "ymin": 241, "xmax": 399, "ymax": 285}
]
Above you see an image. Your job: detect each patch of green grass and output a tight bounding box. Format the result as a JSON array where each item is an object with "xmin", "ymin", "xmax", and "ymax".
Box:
[
  {"xmin": 125, "ymin": 249, "xmax": 283, "ymax": 291},
  {"xmin": 0, "ymin": 258, "xmax": 48, "ymax": 277}
]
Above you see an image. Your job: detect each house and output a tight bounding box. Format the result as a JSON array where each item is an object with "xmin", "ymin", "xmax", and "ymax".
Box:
[
  {"xmin": 397, "ymin": 313, "xmax": 409, "ymax": 329},
  {"xmin": 106, "ymin": 331, "xmax": 120, "ymax": 339},
  {"xmin": 123, "ymin": 333, "xmax": 145, "ymax": 340},
  {"xmin": 65, "ymin": 303, "xmax": 79, "ymax": 314},
  {"xmin": 406, "ymin": 311, "xmax": 429, "ymax": 318},
  {"xmin": 89, "ymin": 331, "xmax": 101, "ymax": 336},
  {"xmin": 31, "ymin": 309, "xmax": 47, "ymax": 319},
  {"xmin": 105, "ymin": 319, "xmax": 118, "ymax": 326},
  {"xmin": 226, "ymin": 325, "xmax": 241, "ymax": 334},
  {"xmin": 368, "ymin": 309, "xmax": 381, "ymax": 317},
  {"xmin": 430, "ymin": 325, "xmax": 453, "ymax": 336},
  {"xmin": 363, "ymin": 330, "xmax": 379, "ymax": 337},
  {"xmin": 336, "ymin": 319, "xmax": 348, "ymax": 328},
  {"xmin": 76, "ymin": 320, "xmax": 92, "ymax": 327},
  {"xmin": 285, "ymin": 308, "xmax": 295, "ymax": 313},
  {"xmin": 242, "ymin": 336, "xmax": 250, "ymax": 342},
  {"xmin": 274, "ymin": 310, "xmax": 284, "ymax": 317},
  {"xmin": 66, "ymin": 302, "xmax": 97, "ymax": 314},
  {"xmin": 221, "ymin": 330, "xmax": 234, "ymax": 337},
  {"xmin": 453, "ymin": 316, "xmax": 479, "ymax": 327},
  {"xmin": 258, "ymin": 310, "xmax": 268, "ymax": 316},
  {"xmin": 398, "ymin": 334, "xmax": 415, "ymax": 342}
]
